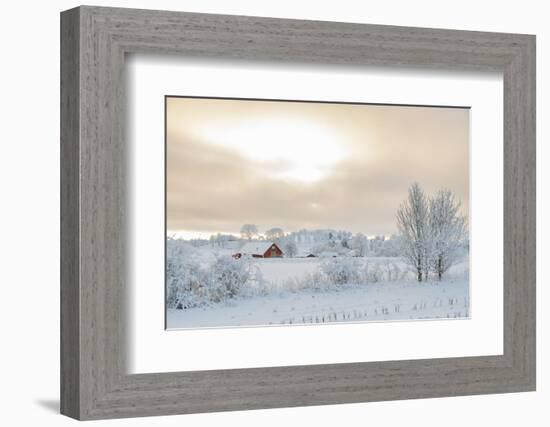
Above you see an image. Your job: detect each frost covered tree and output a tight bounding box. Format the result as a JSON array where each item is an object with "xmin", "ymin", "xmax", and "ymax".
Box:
[
  {"xmin": 284, "ymin": 240, "xmax": 298, "ymax": 258},
  {"xmin": 396, "ymin": 184, "xmax": 468, "ymax": 282},
  {"xmin": 396, "ymin": 183, "xmax": 431, "ymax": 282},
  {"xmin": 341, "ymin": 237, "xmax": 351, "ymax": 249},
  {"xmin": 429, "ymin": 189, "xmax": 467, "ymax": 280},
  {"xmin": 240, "ymin": 224, "xmax": 258, "ymax": 240},
  {"xmin": 328, "ymin": 232, "xmax": 336, "ymax": 248},
  {"xmin": 369, "ymin": 235, "xmax": 386, "ymax": 256},
  {"xmin": 382, "ymin": 234, "xmax": 401, "ymax": 257},
  {"xmin": 352, "ymin": 233, "xmax": 368, "ymax": 257},
  {"xmin": 265, "ymin": 227, "xmax": 285, "ymax": 240}
]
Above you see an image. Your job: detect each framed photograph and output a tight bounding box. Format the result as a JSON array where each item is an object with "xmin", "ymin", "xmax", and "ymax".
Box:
[
  {"xmin": 164, "ymin": 96, "xmax": 471, "ymax": 330},
  {"xmin": 61, "ymin": 6, "xmax": 536, "ymax": 420}
]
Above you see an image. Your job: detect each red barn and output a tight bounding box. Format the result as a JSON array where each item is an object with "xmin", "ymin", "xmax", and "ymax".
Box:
[{"xmin": 233, "ymin": 241, "xmax": 283, "ymax": 259}]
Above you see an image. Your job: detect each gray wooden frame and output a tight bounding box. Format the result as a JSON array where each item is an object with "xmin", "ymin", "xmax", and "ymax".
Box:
[{"xmin": 60, "ymin": 5, "xmax": 536, "ymax": 421}]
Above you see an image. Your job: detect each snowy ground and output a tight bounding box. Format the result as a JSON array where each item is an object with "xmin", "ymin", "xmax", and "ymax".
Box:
[
  {"xmin": 167, "ymin": 257, "xmax": 469, "ymax": 329},
  {"xmin": 253, "ymin": 257, "xmax": 320, "ymax": 287}
]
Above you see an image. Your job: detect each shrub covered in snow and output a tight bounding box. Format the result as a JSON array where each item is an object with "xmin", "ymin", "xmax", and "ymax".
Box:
[
  {"xmin": 206, "ymin": 255, "xmax": 251, "ymax": 303},
  {"xmin": 279, "ymin": 270, "xmax": 330, "ymax": 293},
  {"xmin": 272, "ymin": 258, "xmax": 414, "ymax": 292},
  {"xmin": 166, "ymin": 238, "xmax": 256, "ymax": 309},
  {"xmin": 360, "ymin": 260, "xmax": 409, "ymax": 282},
  {"xmin": 320, "ymin": 258, "xmax": 361, "ymax": 285},
  {"xmin": 316, "ymin": 258, "xmax": 410, "ymax": 287},
  {"xmin": 166, "ymin": 238, "xmax": 205, "ymax": 309}
]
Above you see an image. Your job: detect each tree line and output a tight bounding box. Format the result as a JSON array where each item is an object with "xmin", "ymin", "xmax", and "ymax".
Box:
[{"xmin": 205, "ymin": 182, "xmax": 468, "ymax": 282}]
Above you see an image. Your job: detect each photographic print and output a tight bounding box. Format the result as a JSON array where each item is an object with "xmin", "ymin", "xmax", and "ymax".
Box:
[{"xmin": 165, "ymin": 96, "xmax": 470, "ymax": 329}]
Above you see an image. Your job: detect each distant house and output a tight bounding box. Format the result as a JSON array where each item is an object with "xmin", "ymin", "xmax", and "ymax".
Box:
[
  {"xmin": 295, "ymin": 246, "xmax": 317, "ymax": 258},
  {"xmin": 233, "ymin": 242, "xmax": 283, "ymax": 259},
  {"xmin": 319, "ymin": 251, "xmax": 339, "ymax": 258}
]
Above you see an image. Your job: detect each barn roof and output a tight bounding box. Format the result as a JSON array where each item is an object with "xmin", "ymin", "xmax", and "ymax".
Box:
[{"xmin": 238, "ymin": 241, "xmax": 280, "ymax": 255}]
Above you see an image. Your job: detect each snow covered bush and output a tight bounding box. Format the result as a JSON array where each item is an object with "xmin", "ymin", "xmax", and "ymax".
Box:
[
  {"xmin": 206, "ymin": 255, "xmax": 251, "ymax": 303},
  {"xmin": 279, "ymin": 270, "xmax": 329, "ymax": 292},
  {"xmin": 321, "ymin": 258, "xmax": 412, "ymax": 285},
  {"xmin": 320, "ymin": 258, "xmax": 361, "ymax": 286},
  {"xmin": 361, "ymin": 261, "xmax": 384, "ymax": 283},
  {"xmin": 166, "ymin": 238, "xmax": 256, "ymax": 309},
  {"xmin": 357, "ymin": 260, "xmax": 405, "ymax": 283},
  {"xmin": 271, "ymin": 258, "xmax": 413, "ymax": 291},
  {"xmin": 166, "ymin": 238, "xmax": 206, "ymax": 309}
]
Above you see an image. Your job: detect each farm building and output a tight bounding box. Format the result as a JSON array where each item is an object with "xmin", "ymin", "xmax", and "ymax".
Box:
[
  {"xmin": 233, "ymin": 241, "xmax": 283, "ymax": 258},
  {"xmin": 296, "ymin": 248, "xmax": 317, "ymax": 258},
  {"xmin": 319, "ymin": 251, "xmax": 339, "ymax": 258}
]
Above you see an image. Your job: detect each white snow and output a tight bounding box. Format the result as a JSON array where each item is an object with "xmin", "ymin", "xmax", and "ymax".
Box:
[
  {"xmin": 254, "ymin": 258, "xmax": 321, "ymax": 286},
  {"xmin": 167, "ymin": 275, "xmax": 469, "ymax": 329},
  {"xmin": 166, "ymin": 253, "xmax": 469, "ymax": 329},
  {"xmin": 166, "ymin": 237, "xmax": 469, "ymax": 329}
]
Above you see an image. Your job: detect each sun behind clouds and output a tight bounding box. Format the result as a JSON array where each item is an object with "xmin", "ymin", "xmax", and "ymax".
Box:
[
  {"xmin": 166, "ymin": 97, "xmax": 469, "ymax": 236},
  {"xmin": 191, "ymin": 117, "xmax": 351, "ymax": 184}
]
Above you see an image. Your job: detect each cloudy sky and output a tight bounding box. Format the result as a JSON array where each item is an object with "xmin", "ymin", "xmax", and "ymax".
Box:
[{"xmin": 167, "ymin": 96, "xmax": 469, "ymax": 239}]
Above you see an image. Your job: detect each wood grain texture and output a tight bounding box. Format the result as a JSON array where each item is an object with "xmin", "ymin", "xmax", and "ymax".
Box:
[
  {"xmin": 60, "ymin": 5, "xmax": 536, "ymax": 420},
  {"xmin": 60, "ymin": 7, "xmax": 80, "ymax": 419}
]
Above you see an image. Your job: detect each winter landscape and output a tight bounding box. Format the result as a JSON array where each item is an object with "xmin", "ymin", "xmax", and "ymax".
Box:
[
  {"xmin": 167, "ymin": 184, "xmax": 469, "ymax": 328},
  {"xmin": 166, "ymin": 97, "xmax": 470, "ymax": 329}
]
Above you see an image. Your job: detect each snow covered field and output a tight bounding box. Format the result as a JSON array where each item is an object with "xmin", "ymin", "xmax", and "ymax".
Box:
[
  {"xmin": 167, "ymin": 274, "xmax": 468, "ymax": 329},
  {"xmin": 166, "ymin": 253, "xmax": 469, "ymax": 329},
  {"xmin": 253, "ymin": 258, "xmax": 321, "ymax": 287}
]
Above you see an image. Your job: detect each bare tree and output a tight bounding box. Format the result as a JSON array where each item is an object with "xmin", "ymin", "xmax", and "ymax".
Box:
[
  {"xmin": 396, "ymin": 183, "xmax": 431, "ymax": 282},
  {"xmin": 265, "ymin": 227, "xmax": 285, "ymax": 240},
  {"xmin": 284, "ymin": 241, "xmax": 298, "ymax": 258},
  {"xmin": 351, "ymin": 233, "xmax": 368, "ymax": 257},
  {"xmin": 429, "ymin": 189, "xmax": 467, "ymax": 280},
  {"xmin": 240, "ymin": 224, "xmax": 258, "ymax": 240}
]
